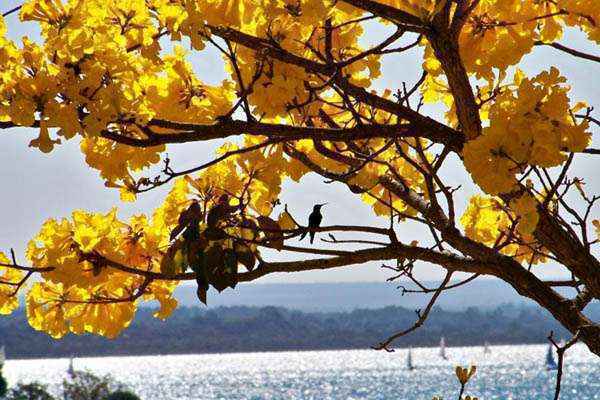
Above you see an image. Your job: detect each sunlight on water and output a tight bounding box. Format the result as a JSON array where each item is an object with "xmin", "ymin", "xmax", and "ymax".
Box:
[{"xmin": 3, "ymin": 344, "xmax": 599, "ymax": 399}]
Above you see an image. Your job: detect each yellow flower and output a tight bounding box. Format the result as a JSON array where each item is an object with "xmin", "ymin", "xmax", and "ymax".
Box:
[
  {"xmin": 455, "ymin": 365, "xmax": 477, "ymax": 385},
  {"xmin": 461, "ymin": 196, "xmax": 508, "ymax": 245},
  {"xmin": 278, "ymin": 211, "xmax": 297, "ymax": 230},
  {"xmin": 464, "ymin": 68, "xmax": 590, "ymax": 196},
  {"xmin": 0, "ymin": 252, "xmax": 23, "ymax": 315},
  {"xmin": 510, "ymin": 193, "xmax": 539, "ymax": 236}
]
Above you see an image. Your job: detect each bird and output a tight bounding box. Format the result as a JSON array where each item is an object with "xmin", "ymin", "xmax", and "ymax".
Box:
[{"xmin": 300, "ymin": 203, "xmax": 327, "ymax": 244}]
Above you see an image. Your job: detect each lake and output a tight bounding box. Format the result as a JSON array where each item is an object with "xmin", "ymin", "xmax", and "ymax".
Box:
[{"xmin": 3, "ymin": 344, "xmax": 599, "ymax": 399}]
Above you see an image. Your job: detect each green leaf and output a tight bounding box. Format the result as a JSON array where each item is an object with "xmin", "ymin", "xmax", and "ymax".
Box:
[
  {"xmin": 203, "ymin": 226, "xmax": 227, "ymax": 240},
  {"xmin": 207, "ymin": 195, "xmax": 237, "ymax": 227},
  {"xmin": 224, "ymin": 248, "xmax": 239, "ymax": 290},
  {"xmin": 192, "ymin": 251, "xmax": 209, "ymax": 305},
  {"xmin": 205, "ymin": 246, "xmax": 230, "ymax": 292},
  {"xmin": 224, "ymin": 249, "xmax": 238, "ymax": 274},
  {"xmin": 257, "ymin": 215, "xmax": 284, "ymax": 250},
  {"xmin": 182, "ymin": 222, "xmax": 200, "ymax": 242},
  {"xmin": 171, "ymin": 200, "xmax": 203, "ymax": 241},
  {"xmin": 196, "ymin": 285, "xmax": 208, "ymax": 305},
  {"xmin": 160, "ymin": 239, "xmax": 184, "ymax": 275},
  {"xmin": 235, "ymin": 242, "xmax": 256, "ymax": 271}
]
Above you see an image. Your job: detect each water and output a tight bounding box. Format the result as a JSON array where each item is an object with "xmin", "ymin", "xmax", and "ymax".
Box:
[{"xmin": 3, "ymin": 344, "xmax": 599, "ymax": 399}]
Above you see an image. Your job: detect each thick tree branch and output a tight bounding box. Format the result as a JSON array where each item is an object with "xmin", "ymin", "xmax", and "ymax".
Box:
[
  {"xmin": 340, "ymin": 0, "xmax": 426, "ymax": 31},
  {"xmin": 427, "ymin": 25, "xmax": 482, "ymax": 139},
  {"xmin": 238, "ymin": 244, "xmax": 489, "ymax": 283},
  {"xmin": 208, "ymin": 25, "xmax": 465, "ymax": 150}
]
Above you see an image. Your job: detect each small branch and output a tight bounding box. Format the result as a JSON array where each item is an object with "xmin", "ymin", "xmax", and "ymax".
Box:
[
  {"xmin": 548, "ymin": 330, "xmax": 581, "ymax": 400},
  {"xmin": 135, "ymin": 138, "xmax": 280, "ymax": 193},
  {"xmin": 400, "ymin": 273, "xmax": 480, "ymax": 294},
  {"xmin": 535, "ymin": 41, "xmax": 600, "ymax": 63},
  {"xmin": 575, "ymin": 113, "xmax": 600, "ymax": 128},
  {"xmin": 2, "ymin": 5, "xmax": 21, "ymax": 17},
  {"xmin": 372, "ymin": 271, "xmax": 453, "ymax": 351},
  {"xmin": 573, "ymin": 288, "xmax": 593, "ymax": 310},
  {"xmin": 543, "ymin": 152, "xmax": 573, "ymax": 207},
  {"xmin": 582, "ymin": 148, "xmax": 600, "ymax": 155}
]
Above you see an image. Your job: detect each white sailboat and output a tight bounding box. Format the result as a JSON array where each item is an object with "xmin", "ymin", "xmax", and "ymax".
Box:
[
  {"xmin": 67, "ymin": 357, "xmax": 75, "ymax": 376},
  {"xmin": 483, "ymin": 341, "xmax": 491, "ymax": 354},
  {"xmin": 407, "ymin": 348, "xmax": 414, "ymax": 370},
  {"xmin": 546, "ymin": 344, "xmax": 558, "ymax": 370},
  {"xmin": 439, "ymin": 337, "xmax": 448, "ymax": 360},
  {"xmin": 0, "ymin": 345, "xmax": 5, "ymax": 367}
]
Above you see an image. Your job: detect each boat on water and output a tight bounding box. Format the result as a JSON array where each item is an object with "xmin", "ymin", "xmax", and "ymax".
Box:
[
  {"xmin": 483, "ymin": 341, "xmax": 491, "ymax": 354},
  {"xmin": 407, "ymin": 348, "xmax": 414, "ymax": 371},
  {"xmin": 546, "ymin": 344, "xmax": 558, "ymax": 370},
  {"xmin": 439, "ymin": 337, "xmax": 448, "ymax": 360},
  {"xmin": 0, "ymin": 345, "xmax": 5, "ymax": 367},
  {"xmin": 67, "ymin": 357, "xmax": 75, "ymax": 376}
]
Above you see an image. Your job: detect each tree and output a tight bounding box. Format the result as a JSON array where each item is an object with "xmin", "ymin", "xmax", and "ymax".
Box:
[
  {"xmin": 0, "ymin": 368, "xmax": 7, "ymax": 398},
  {"xmin": 1, "ymin": 373, "xmax": 138, "ymax": 400},
  {"xmin": 0, "ymin": 0, "xmax": 598, "ymax": 363},
  {"xmin": 6, "ymin": 382, "xmax": 55, "ymax": 400},
  {"xmin": 104, "ymin": 391, "xmax": 141, "ymax": 400},
  {"xmin": 62, "ymin": 371, "xmax": 114, "ymax": 400}
]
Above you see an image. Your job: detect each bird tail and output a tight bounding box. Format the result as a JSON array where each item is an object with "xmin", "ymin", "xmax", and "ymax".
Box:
[
  {"xmin": 310, "ymin": 231, "xmax": 315, "ymax": 244},
  {"xmin": 299, "ymin": 230, "xmax": 307, "ymax": 241}
]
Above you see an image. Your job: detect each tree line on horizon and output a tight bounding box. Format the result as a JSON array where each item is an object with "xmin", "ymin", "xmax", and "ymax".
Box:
[{"xmin": 2, "ymin": 303, "xmax": 591, "ymax": 359}]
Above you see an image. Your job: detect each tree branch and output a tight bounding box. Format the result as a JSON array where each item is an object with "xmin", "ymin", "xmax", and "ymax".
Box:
[
  {"xmin": 535, "ymin": 41, "xmax": 600, "ymax": 63},
  {"xmin": 373, "ymin": 271, "xmax": 453, "ymax": 351}
]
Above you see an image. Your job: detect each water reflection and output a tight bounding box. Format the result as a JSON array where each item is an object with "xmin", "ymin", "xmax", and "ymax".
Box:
[{"xmin": 3, "ymin": 344, "xmax": 599, "ymax": 400}]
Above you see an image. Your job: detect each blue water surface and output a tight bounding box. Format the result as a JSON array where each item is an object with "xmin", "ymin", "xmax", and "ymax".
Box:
[{"xmin": 4, "ymin": 344, "xmax": 599, "ymax": 399}]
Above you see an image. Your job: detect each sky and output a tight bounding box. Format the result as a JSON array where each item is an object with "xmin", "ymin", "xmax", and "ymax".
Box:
[{"xmin": 0, "ymin": 8, "xmax": 598, "ymax": 285}]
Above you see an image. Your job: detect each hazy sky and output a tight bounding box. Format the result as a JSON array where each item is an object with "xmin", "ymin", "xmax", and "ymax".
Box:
[{"xmin": 0, "ymin": 11, "xmax": 598, "ymax": 284}]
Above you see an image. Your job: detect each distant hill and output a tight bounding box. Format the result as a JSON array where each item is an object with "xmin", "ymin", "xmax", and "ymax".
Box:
[
  {"xmin": 2, "ymin": 303, "xmax": 598, "ymax": 359},
  {"xmin": 176, "ymin": 279, "xmax": 582, "ymax": 312}
]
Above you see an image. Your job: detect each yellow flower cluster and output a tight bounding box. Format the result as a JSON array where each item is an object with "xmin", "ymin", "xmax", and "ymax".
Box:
[
  {"xmin": 464, "ymin": 68, "xmax": 590, "ymax": 195},
  {"xmin": 26, "ymin": 281, "xmax": 138, "ymax": 339},
  {"xmin": 0, "ymin": 0, "xmax": 389, "ymax": 193},
  {"xmin": 357, "ymin": 140, "xmax": 428, "ymax": 218},
  {"xmin": 207, "ymin": 0, "xmax": 377, "ymax": 118},
  {"xmin": 419, "ymin": 0, "xmax": 599, "ymax": 119},
  {"xmin": 18, "ymin": 138, "xmax": 306, "ymax": 337},
  {"xmin": 26, "ymin": 278, "xmax": 178, "ymax": 338},
  {"xmin": 22, "ymin": 204, "xmax": 181, "ymax": 338},
  {"xmin": 0, "ymin": 252, "xmax": 23, "ymax": 315},
  {"xmin": 461, "ymin": 194, "xmax": 547, "ymax": 264},
  {"xmin": 460, "ymin": 195, "xmax": 508, "ymax": 245},
  {"xmin": 1, "ymin": 1, "xmax": 236, "ymax": 190},
  {"xmin": 455, "ymin": 365, "xmax": 476, "ymax": 385}
]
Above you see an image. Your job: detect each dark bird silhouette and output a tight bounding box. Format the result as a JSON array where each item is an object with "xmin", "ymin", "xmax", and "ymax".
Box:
[{"xmin": 300, "ymin": 203, "xmax": 327, "ymax": 244}]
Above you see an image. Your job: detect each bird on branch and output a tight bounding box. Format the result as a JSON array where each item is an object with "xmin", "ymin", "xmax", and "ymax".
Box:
[{"xmin": 300, "ymin": 203, "xmax": 327, "ymax": 244}]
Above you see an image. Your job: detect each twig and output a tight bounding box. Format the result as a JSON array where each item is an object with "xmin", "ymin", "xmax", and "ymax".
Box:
[
  {"xmin": 535, "ymin": 41, "xmax": 600, "ymax": 63},
  {"xmin": 548, "ymin": 330, "xmax": 581, "ymax": 400},
  {"xmin": 2, "ymin": 5, "xmax": 21, "ymax": 17},
  {"xmin": 373, "ymin": 271, "xmax": 453, "ymax": 351}
]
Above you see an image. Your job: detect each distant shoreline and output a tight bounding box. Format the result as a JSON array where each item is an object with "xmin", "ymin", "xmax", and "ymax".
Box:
[
  {"xmin": 2, "ymin": 303, "xmax": 589, "ymax": 360},
  {"xmin": 2, "ymin": 341, "xmax": 568, "ymax": 362}
]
